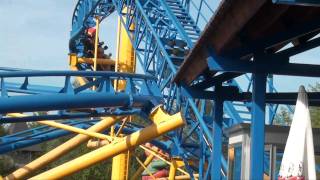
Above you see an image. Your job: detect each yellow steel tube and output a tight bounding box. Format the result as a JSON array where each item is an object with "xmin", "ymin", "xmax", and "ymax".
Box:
[
  {"xmin": 169, "ymin": 161, "xmax": 177, "ymax": 180},
  {"xmin": 115, "ymin": 117, "xmax": 128, "ymax": 137},
  {"xmin": 39, "ymin": 121, "xmax": 112, "ymax": 142},
  {"xmin": 70, "ymin": 65, "xmax": 88, "ymax": 86},
  {"xmin": 134, "ymin": 155, "xmax": 156, "ymax": 180},
  {"xmin": 93, "ymin": 17, "xmax": 100, "ymax": 72},
  {"xmin": 77, "ymin": 57, "xmax": 115, "ymax": 65},
  {"xmin": 132, "ymin": 154, "xmax": 155, "ymax": 180},
  {"xmin": 30, "ymin": 110, "xmax": 184, "ymax": 179},
  {"xmin": 69, "ymin": 54, "xmax": 115, "ymax": 66},
  {"xmin": 78, "ymin": 57, "xmax": 114, "ymax": 65},
  {"xmin": 5, "ymin": 117, "xmax": 117, "ymax": 180},
  {"xmin": 113, "ymin": 8, "xmax": 136, "ymax": 179},
  {"xmin": 168, "ymin": 158, "xmax": 186, "ymax": 180},
  {"xmin": 114, "ymin": 10, "xmax": 135, "ymax": 90},
  {"xmin": 139, "ymin": 145, "xmax": 189, "ymax": 176},
  {"xmin": 111, "ymin": 151, "xmax": 130, "ymax": 180},
  {"xmin": 115, "ymin": 14, "xmax": 135, "ymax": 73}
]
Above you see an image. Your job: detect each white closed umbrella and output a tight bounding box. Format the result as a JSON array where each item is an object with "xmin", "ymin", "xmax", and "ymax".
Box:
[{"xmin": 279, "ymin": 86, "xmax": 316, "ymax": 179}]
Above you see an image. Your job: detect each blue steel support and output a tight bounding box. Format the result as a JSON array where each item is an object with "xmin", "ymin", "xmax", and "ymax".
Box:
[
  {"xmin": 67, "ymin": 0, "xmax": 301, "ymax": 178},
  {"xmin": 268, "ymin": 74, "xmax": 274, "ymax": 124},
  {"xmin": 0, "ymin": 71, "xmax": 162, "ymax": 121},
  {"xmin": 0, "ymin": 92, "xmax": 156, "ymax": 114},
  {"xmin": 0, "ymin": 121, "xmax": 94, "ymax": 154},
  {"xmin": 211, "ymin": 84, "xmax": 223, "ymax": 180},
  {"xmin": 63, "ymin": 0, "xmax": 320, "ymax": 178},
  {"xmin": 250, "ymin": 73, "xmax": 267, "ymax": 179},
  {"xmin": 0, "ymin": 119, "xmax": 173, "ymax": 154}
]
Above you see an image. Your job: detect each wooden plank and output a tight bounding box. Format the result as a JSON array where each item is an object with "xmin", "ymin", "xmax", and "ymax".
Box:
[
  {"xmin": 175, "ymin": 0, "xmax": 320, "ymax": 85},
  {"xmin": 175, "ymin": 0, "xmax": 267, "ymax": 84}
]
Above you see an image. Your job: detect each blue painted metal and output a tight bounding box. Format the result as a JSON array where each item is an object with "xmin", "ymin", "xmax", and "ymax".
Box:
[
  {"xmin": 109, "ymin": 0, "xmax": 228, "ymax": 176},
  {"xmin": 0, "ymin": 71, "xmax": 162, "ymax": 122},
  {"xmin": 0, "ymin": 109, "xmax": 142, "ymax": 123},
  {"xmin": 207, "ymin": 47, "xmax": 320, "ymax": 77},
  {"xmin": 250, "ymin": 73, "xmax": 267, "ymax": 179},
  {"xmin": 0, "ymin": 119, "xmax": 172, "ymax": 154},
  {"xmin": 211, "ymin": 84, "xmax": 223, "ymax": 179},
  {"xmin": 0, "ymin": 120, "xmax": 95, "ymax": 154},
  {"xmin": 65, "ymin": 0, "xmax": 320, "ymax": 179},
  {"xmin": 0, "ymin": 92, "xmax": 155, "ymax": 114},
  {"xmin": 226, "ymin": 19, "xmax": 320, "ymax": 59},
  {"xmin": 3, "ymin": 0, "xmax": 319, "ymax": 178},
  {"xmin": 65, "ymin": 0, "xmax": 296, "ymax": 178},
  {"xmin": 70, "ymin": 0, "xmax": 114, "ymax": 57}
]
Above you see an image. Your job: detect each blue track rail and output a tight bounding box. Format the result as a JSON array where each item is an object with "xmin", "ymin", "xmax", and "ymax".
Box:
[
  {"xmin": 2, "ymin": 0, "xmax": 303, "ymax": 179},
  {"xmin": 0, "ymin": 71, "xmax": 162, "ymax": 122},
  {"xmin": 0, "ymin": 120, "xmax": 95, "ymax": 154}
]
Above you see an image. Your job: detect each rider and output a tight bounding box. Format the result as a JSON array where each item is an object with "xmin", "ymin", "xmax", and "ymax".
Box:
[
  {"xmin": 141, "ymin": 143, "xmax": 169, "ymax": 180},
  {"xmin": 82, "ymin": 27, "xmax": 96, "ymax": 58}
]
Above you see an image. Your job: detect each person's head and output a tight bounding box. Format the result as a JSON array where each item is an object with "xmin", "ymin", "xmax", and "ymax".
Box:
[{"xmin": 87, "ymin": 27, "xmax": 96, "ymax": 37}]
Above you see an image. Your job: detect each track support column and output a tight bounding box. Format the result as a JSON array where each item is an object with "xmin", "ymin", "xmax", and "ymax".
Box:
[
  {"xmin": 211, "ymin": 84, "xmax": 223, "ymax": 179},
  {"xmin": 250, "ymin": 73, "xmax": 267, "ymax": 179}
]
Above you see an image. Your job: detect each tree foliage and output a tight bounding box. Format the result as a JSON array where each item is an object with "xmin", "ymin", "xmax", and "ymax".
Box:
[
  {"xmin": 274, "ymin": 107, "xmax": 292, "ymax": 126},
  {"xmin": 274, "ymin": 83, "xmax": 320, "ymax": 127},
  {"xmin": 39, "ymin": 136, "xmax": 112, "ymax": 180},
  {"xmin": 308, "ymin": 83, "xmax": 320, "ymax": 128}
]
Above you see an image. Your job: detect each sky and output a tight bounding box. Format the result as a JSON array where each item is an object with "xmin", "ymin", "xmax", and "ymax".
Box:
[
  {"xmin": 0, "ymin": 0, "xmax": 319, "ymax": 92},
  {"xmin": 0, "ymin": 0, "xmax": 118, "ymax": 71}
]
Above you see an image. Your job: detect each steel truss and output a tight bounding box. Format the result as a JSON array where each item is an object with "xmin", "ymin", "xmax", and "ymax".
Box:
[{"xmin": 3, "ymin": 0, "xmax": 320, "ymax": 179}]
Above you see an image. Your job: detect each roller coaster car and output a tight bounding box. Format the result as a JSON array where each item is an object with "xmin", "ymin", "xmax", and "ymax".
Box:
[{"xmin": 68, "ymin": 53, "xmax": 115, "ymax": 72}]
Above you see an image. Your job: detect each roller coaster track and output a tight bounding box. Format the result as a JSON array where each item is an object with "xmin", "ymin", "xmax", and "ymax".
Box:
[
  {"xmin": 0, "ymin": 71, "xmax": 161, "ymax": 121},
  {"xmin": 69, "ymin": 0, "xmax": 235, "ymax": 176},
  {"xmin": 0, "ymin": 0, "xmax": 295, "ymax": 179},
  {"xmin": 0, "ymin": 70, "xmax": 162, "ymax": 153}
]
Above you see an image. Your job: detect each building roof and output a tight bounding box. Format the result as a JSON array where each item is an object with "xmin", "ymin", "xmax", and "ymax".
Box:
[{"xmin": 174, "ymin": 0, "xmax": 320, "ymax": 84}]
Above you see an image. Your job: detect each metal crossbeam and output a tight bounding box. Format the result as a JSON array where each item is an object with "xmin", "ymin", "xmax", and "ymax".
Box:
[{"xmin": 0, "ymin": 71, "xmax": 161, "ymax": 122}]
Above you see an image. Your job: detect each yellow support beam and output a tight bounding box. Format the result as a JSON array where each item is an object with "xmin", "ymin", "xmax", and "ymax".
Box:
[
  {"xmin": 111, "ymin": 151, "xmax": 130, "ymax": 180},
  {"xmin": 69, "ymin": 53, "xmax": 115, "ymax": 66},
  {"xmin": 115, "ymin": 15, "xmax": 135, "ymax": 74},
  {"xmin": 93, "ymin": 17, "xmax": 100, "ymax": 73},
  {"xmin": 169, "ymin": 158, "xmax": 185, "ymax": 180},
  {"xmin": 30, "ymin": 107, "xmax": 184, "ymax": 179},
  {"xmin": 139, "ymin": 145, "xmax": 190, "ymax": 176},
  {"xmin": 114, "ymin": 13, "xmax": 135, "ymax": 90},
  {"xmin": 115, "ymin": 117, "xmax": 128, "ymax": 137},
  {"xmin": 132, "ymin": 154, "xmax": 155, "ymax": 180},
  {"xmin": 112, "ymin": 8, "xmax": 136, "ymax": 179},
  {"xmin": 133, "ymin": 155, "xmax": 156, "ymax": 180},
  {"xmin": 5, "ymin": 117, "xmax": 118, "ymax": 180},
  {"xmin": 149, "ymin": 105, "xmax": 172, "ymax": 124},
  {"xmin": 38, "ymin": 120, "xmax": 113, "ymax": 142},
  {"xmin": 70, "ymin": 65, "xmax": 89, "ymax": 86}
]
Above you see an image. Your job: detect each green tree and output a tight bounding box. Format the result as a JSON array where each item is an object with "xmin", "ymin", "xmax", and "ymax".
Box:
[
  {"xmin": 274, "ymin": 107, "xmax": 292, "ymax": 126},
  {"xmin": 274, "ymin": 83, "xmax": 320, "ymax": 128},
  {"xmin": 308, "ymin": 83, "xmax": 320, "ymax": 128},
  {"xmin": 39, "ymin": 136, "xmax": 112, "ymax": 180},
  {"xmin": 0, "ymin": 126, "xmax": 15, "ymax": 175}
]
